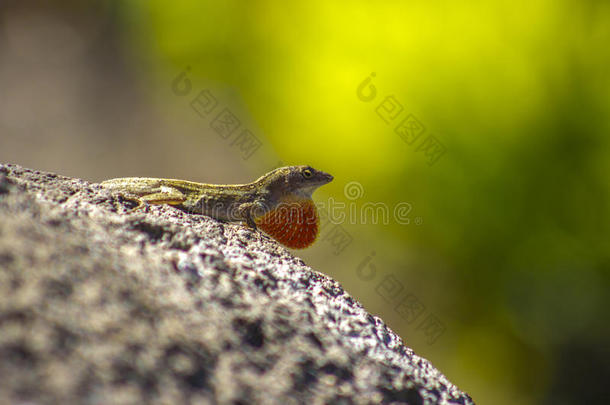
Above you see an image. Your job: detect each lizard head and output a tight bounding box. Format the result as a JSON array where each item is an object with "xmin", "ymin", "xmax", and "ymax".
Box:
[
  {"xmin": 254, "ymin": 165, "xmax": 333, "ymax": 249},
  {"xmin": 260, "ymin": 165, "xmax": 333, "ymax": 198}
]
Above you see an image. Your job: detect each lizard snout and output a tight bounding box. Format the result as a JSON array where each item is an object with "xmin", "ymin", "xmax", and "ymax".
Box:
[{"xmin": 318, "ymin": 170, "xmax": 333, "ymax": 184}]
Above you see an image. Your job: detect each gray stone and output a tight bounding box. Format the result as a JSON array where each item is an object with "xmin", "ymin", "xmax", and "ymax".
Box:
[{"xmin": 0, "ymin": 163, "xmax": 474, "ymax": 405}]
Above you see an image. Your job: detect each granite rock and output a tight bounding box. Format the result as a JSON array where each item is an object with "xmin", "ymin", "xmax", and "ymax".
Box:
[{"xmin": 0, "ymin": 163, "xmax": 474, "ymax": 405}]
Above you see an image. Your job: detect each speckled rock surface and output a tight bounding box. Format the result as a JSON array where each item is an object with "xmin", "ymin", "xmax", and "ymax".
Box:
[{"xmin": 0, "ymin": 163, "xmax": 474, "ymax": 405}]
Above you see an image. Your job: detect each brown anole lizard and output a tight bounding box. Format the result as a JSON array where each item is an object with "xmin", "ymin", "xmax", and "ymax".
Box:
[{"xmin": 100, "ymin": 166, "xmax": 333, "ymax": 249}]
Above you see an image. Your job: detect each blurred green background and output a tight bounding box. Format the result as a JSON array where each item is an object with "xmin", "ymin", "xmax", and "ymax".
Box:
[{"xmin": 1, "ymin": 1, "xmax": 609, "ymax": 403}]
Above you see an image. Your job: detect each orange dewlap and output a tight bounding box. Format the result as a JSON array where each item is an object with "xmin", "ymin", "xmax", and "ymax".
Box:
[{"xmin": 254, "ymin": 197, "xmax": 319, "ymax": 249}]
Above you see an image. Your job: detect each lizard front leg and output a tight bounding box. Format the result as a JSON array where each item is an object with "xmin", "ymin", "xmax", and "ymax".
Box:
[{"xmin": 237, "ymin": 201, "xmax": 266, "ymax": 230}]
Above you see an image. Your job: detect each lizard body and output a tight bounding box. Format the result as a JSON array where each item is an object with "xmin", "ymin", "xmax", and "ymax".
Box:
[{"xmin": 100, "ymin": 166, "xmax": 333, "ymax": 249}]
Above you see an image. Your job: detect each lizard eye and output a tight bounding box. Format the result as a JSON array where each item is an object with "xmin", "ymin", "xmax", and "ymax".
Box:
[{"xmin": 302, "ymin": 169, "xmax": 313, "ymax": 178}]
